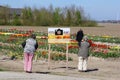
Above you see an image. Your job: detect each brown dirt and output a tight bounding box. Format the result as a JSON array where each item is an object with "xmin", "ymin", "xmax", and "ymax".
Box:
[
  {"xmin": 0, "ymin": 55, "xmax": 120, "ymax": 80},
  {"xmin": 0, "ymin": 23, "xmax": 120, "ymax": 37}
]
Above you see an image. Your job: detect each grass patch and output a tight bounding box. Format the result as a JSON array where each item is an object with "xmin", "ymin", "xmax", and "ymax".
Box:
[{"xmin": 0, "ymin": 68, "xmax": 4, "ymax": 71}]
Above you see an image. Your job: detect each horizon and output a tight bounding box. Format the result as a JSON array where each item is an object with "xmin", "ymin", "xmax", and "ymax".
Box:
[{"xmin": 0, "ymin": 0, "xmax": 120, "ymax": 21}]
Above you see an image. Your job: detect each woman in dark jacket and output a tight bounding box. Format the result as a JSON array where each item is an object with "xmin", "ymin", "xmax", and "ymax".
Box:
[{"xmin": 76, "ymin": 29, "xmax": 84, "ymax": 47}]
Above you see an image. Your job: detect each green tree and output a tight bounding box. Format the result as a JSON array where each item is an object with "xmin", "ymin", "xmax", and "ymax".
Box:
[
  {"xmin": 0, "ymin": 6, "xmax": 9, "ymax": 25},
  {"xmin": 75, "ymin": 10, "xmax": 82, "ymax": 26},
  {"xmin": 22, "ymin": 7, "xmax": 33, "ymax": 26},
  {"xmin": 32, "ymin": 8, "xmax": 41, "ymax": 26},
  {"xmin": 65, "ymin": 9, "xmax": 72, "ymax": 26},
  {"xmin": 12, "ymin": 13, "xmax": 22, "ymax": 26},
  {"xmin": 0, "ymin": 5, "xmax": 97, "ymax": 26},
  {"xmin": 53, "ymin": 8, "xmax": 61, "ymax": 26},
  {"xmin": 39, "ymin": 8, "xmax": 52, "ymax": 26}
]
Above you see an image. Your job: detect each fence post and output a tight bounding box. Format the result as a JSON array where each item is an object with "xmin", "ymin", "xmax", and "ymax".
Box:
[
  {"xmin": 48, "ymin": 44, "xmax": 51, "ymax": 70},
  {"xmin": 66, "ymin": 43, "xmax": 69, "ymax": 70}
]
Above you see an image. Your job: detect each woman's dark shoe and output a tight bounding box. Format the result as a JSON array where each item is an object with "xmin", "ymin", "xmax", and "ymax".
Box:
[
  {"xmin": 82, "ymin": 70, "xmax": 88, "ymax": 72},
  {"xmin": 26, "ymin": 71, "xmax": 32, "ymax": 73},
  {"xmin": 78, "ymin": 70, "xmax": 88, "ymax": 72}
]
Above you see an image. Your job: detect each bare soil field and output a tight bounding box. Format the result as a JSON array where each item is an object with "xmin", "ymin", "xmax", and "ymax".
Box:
[
  {"xmin": 0, "ymin": 23, "xmax": 120, "ymax": 80},
  {"xmin": 0, "ymin": 23, "xmax": 120, "ymax": 37}
]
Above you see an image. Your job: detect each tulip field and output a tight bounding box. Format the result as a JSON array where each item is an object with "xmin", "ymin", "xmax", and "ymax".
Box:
[{"xmin": 0, "ymin": 27, "xmax": 120, "ymax": 61}]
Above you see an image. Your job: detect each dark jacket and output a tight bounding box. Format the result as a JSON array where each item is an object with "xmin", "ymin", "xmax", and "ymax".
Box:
[{"xmin": 76, "ymin": 30, "xmax": 84, "ymax": 42}]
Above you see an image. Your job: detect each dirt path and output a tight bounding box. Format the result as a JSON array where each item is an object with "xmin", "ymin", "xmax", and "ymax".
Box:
[
  {"xmin": 0, "ymin": 71, "xmax": 98, "ymax": 80},
  {"xmin": 0, "ymin": 55, "xmax": 120, "ymax": 80}
]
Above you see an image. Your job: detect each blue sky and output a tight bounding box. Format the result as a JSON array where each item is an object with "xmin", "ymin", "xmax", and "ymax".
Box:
[{"xmin": 0, "ymin": 0, "xmax": 120, "ymax": 21}]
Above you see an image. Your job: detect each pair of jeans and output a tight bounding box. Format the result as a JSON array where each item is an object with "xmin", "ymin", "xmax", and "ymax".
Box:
[
  {"xmin": 24, "ymin": 53, "xmax": 34, "ymax": 72},
  {"xmin": 78, "ymin": 57, "xmax": 88, "ymax": 71}
]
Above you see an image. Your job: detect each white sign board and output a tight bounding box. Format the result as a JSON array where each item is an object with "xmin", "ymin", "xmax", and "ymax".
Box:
[{"xmin": 48, "ymin": 28, "xmax": 70, "ymax": 44}]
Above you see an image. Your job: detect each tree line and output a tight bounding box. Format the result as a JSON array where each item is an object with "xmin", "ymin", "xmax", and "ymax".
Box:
[{"xmin": 0, "ymin": 5, "xmax": 97, "ymax": 27}]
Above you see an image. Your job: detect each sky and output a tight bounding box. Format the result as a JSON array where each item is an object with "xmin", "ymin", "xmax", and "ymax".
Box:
[{"xmin": 0, "ymin": 0, "xmax": 120, "ymax": 21}]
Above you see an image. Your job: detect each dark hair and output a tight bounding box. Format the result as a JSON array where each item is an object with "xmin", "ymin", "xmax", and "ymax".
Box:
[
  {"xmin": 79, "ymin": 29, "xmax": 83, "ymax": 32},
  {"xmin": 31, "ymin": 34, "xmax": 36, "ymax": 39}
]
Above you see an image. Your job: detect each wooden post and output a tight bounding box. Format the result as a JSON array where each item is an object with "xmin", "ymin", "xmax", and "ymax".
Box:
[
  {"xmin": 118, "ymin": 45, "xmax": 120, "ymax": 53},
  {"xmin": 66, "ymin": 43, "xmax": 69, "ymax": 70},
  {"xmin": 48, "ymin": 44, "xmax": 51, "ymax": 70},
  {"xmin": 35, "ymin": 53, "xmax": 38, "ymax": 62}
]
